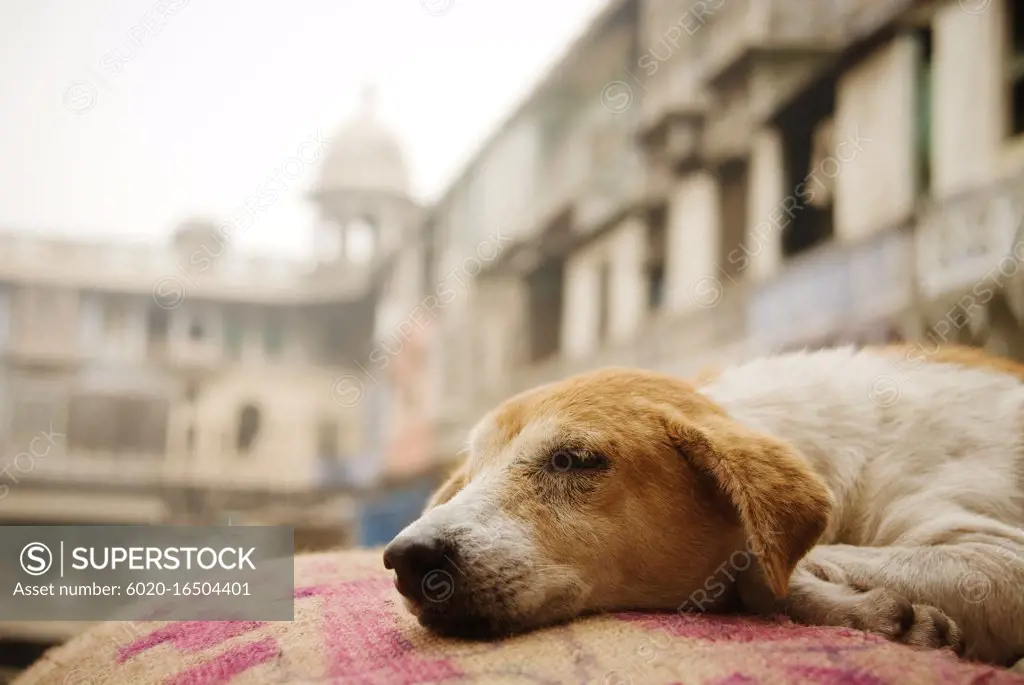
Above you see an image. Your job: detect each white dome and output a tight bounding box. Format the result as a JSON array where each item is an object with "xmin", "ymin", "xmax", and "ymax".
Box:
[{"xmin": 316, "ymin": 86, "xmax": 410, "ymax": 198}]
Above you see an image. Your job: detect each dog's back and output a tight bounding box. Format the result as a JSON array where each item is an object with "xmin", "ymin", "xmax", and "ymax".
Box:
[{"xmin": 700, "ymin": 345, "xmax": 1024, "ymax": 548}]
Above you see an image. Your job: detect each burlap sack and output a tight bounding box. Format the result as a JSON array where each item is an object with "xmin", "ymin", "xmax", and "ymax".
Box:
[{"xmin": 14, "ymin": 548, "xmax": 1024, "ymax": 684}]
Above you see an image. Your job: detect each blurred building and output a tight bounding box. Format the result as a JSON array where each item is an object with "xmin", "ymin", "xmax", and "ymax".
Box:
[
  {"xmin": 0, "ymin": 87, "xmax": 430, "ymax": 660},
  {"xmin": 0, "ymin": 89, "xmax": 420, "ymax": 553},
  {"xmin": 397, "ymin": 0, "xmax": 1024, "ymax": 463}
]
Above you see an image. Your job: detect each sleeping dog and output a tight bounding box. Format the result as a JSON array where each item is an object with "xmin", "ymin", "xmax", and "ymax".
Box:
[{"xmin": 384, "ymin": 345, "xmax": 1024, "ymax": 667}]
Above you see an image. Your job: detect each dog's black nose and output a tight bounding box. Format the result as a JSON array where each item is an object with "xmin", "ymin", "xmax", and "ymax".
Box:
[{"xmin": 383, "ymin": 536, "xmax": 451, "ymax": 604}]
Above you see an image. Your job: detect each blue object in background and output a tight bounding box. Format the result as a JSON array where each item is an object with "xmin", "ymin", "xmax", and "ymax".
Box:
[{"xmin": 358, "ymin": 477, "xmax": 436, "ymax": 547}]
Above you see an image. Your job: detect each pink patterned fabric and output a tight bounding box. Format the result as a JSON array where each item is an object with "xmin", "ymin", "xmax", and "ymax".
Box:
[
  {"xmin": 297, "ymin": 578, "xmax": 461, "ymax": 683},
  {"xmin": 15, "ymin": 549, "xmax": 1024, "ymax": 684},
  {"xmin": 164, "ymin": 637, "xmax": 279, "ymax": 685},
  {"xmin": 116, "ymin": 622, "xmax": 266, "ymax": 661}
]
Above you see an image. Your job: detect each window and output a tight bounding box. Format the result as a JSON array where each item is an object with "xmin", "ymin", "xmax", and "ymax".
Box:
[
  {"xmin": 1007, "ymin": 0, "xmax": 1024, "ymax": 137},
  {"xmin": 67, "ymin": 395, "xmax": 168, "ymax": 456},
  {"xmin": 718, "ymin": 159, "xmax": 752, "ymax": 268},
  {"xmin": 320, "ymin": 311, "xmax": 348, "ymax": 365},
  {"xmin": 263, "ymin": 311, "xmax": 284, "ymax": 359},
  {"xmin": 67, "ymin": 395, "xmax": 116, "ymax": 453},
  {"xmin": 147, "ymin": 305, "xmax": 169, "ymax": 343},
  {"xmin": 597, "ymin": 261, "xmax": 612, "ymax": 343},
  {"xmin": 916, "ymin": 26, "xmax": 933, "ymax": 196},
  {"xmin": 645, "ymin": 205, "xmax": 667, "ymax": 312},
  {"xmin": 525, "ymin": 256, "xmax": 565, "ymax": 363},
  {"xmin": 103, "ymin": 299, "xmax": 127, "ymax": 337},
  {"xmin": 647, "ymin": 262, "xmax": 665, "ymax": 312},
  {"xmin": 122, "ymin": 399, "xmax": 164, "ymax": 456},
  {"xmin": 777, "ymin": 76, "xmax": 837, "ymax": 259},
  {"xmin": 317, "ymin": 420, "xmax": 339, "ymax": 460},
  {"xmin": 236, "ymin": 404, "xmax": 261, "ymax": 455},
  {"xmin": 223, "ymin": 311, "xmax": 244, "ymax": 360},
  {"xmin": 188, "ymin": 317, "xmax": 205, "ymax": 341}
]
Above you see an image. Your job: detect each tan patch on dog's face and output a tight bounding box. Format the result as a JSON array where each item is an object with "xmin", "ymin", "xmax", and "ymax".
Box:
[
  {"xmin": 392, "ymin": 367, "xmax": 832, "ymax": 636},
  {"xmin": 462, "ymin": 370, "xmax": 742, "ymax": 613}
]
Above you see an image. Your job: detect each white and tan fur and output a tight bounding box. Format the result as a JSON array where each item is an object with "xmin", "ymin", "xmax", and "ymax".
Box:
[{"xmin": 385, "ymin": 345, "xmax": 1024, "ymax": 668}]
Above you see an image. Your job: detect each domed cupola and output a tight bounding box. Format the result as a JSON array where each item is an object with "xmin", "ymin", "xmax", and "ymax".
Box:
[
  {"xmin": 309, "ymin": 85, "xmax": 418, "ymax": 267},
  {"xmin": 313, "ymin": 85, "xmax": 410, "ymax": 199}
]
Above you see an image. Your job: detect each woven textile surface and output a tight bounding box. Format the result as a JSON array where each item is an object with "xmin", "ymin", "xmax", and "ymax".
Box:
[{"xmin": 14, "ymin": 548, "xmax": 1024, "ymax": 685}]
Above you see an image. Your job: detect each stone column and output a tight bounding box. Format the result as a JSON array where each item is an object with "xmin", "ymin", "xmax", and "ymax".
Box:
[
  {"xmin": 745, "ymin": 127, "xmax": 785, "ymax": 282},
  {"xmin": 608, "ymin": 215, "xmax": 648, "ymax": 344},
  {"xmin": 665, "ymin": 170, "xmax": 721, "ymax": 313},
  {"xmin": 561, "ymin": 251, "xmax": 599, "ymax": 360}
]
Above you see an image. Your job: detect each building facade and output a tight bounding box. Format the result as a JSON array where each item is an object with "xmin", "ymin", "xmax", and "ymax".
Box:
[
  {"xmin": 0, "ymin": 92, "xmax": 421, "ymax": 552},
  {"xmin": 413, "ymin": 0, "xmax": 1024, "ymax": 462}
]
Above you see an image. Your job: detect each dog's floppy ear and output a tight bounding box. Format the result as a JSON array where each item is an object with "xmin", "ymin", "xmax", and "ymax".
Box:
[
  {"xmin": 665, "ymin": 411, "xmax": 833, "ymax": 598},
  {"xmin": 425, "ymin": 462, "xmax": 469, "ymax": 511}
]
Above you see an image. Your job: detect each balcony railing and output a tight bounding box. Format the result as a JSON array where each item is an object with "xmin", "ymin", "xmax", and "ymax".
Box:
[
  {"xmin": 12, "ymin": 449, "xmax": 176, "ymax": 486},
  {"xmin": 3, "ymin": 447, "xmax": 363, "ymax": 494},
  {"xmin": 748, "ymin": 227, "xmax": 913, "ymax": 351},
  {"xmin": 702, "ymin": 0, "xmax": 849, "ymax": 82},
  {"xmin": 3, "ymin": 341, "xmax": 81, "ymax": 365},
  {"xmin": 0, "ymin": 234, "xmax": 378, "ymax": 303},
  {"xmin": 915, "ymin": 172, "xmax": 1024, "ymax": 301}
]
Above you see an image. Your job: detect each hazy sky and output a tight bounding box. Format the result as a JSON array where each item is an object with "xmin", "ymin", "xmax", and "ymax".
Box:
[{"xmin": 0, "ymin": 0, "xmax": 608, "ymax": 258}]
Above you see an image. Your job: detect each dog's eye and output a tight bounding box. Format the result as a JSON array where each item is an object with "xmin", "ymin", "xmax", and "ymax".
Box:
[{"xmin": 548, "ymin": 449, "xmax": 608, "ymax": 473}]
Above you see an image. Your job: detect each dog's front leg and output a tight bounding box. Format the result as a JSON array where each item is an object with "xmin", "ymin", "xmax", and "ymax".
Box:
[{"xmin": 745, "ymin": 542, "xmax": 1024, "ymax": 666}]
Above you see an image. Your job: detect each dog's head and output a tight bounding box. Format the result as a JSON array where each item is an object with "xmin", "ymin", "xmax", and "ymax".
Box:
[{"xmin": 383, "ymin": 368, "xmax": 832, "ymax": 637}]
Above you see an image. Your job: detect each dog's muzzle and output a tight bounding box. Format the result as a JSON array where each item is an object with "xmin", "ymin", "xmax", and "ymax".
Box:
[{"xmin": 383, "ymin": 533, "xmax": 508, "ymax": 638}]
